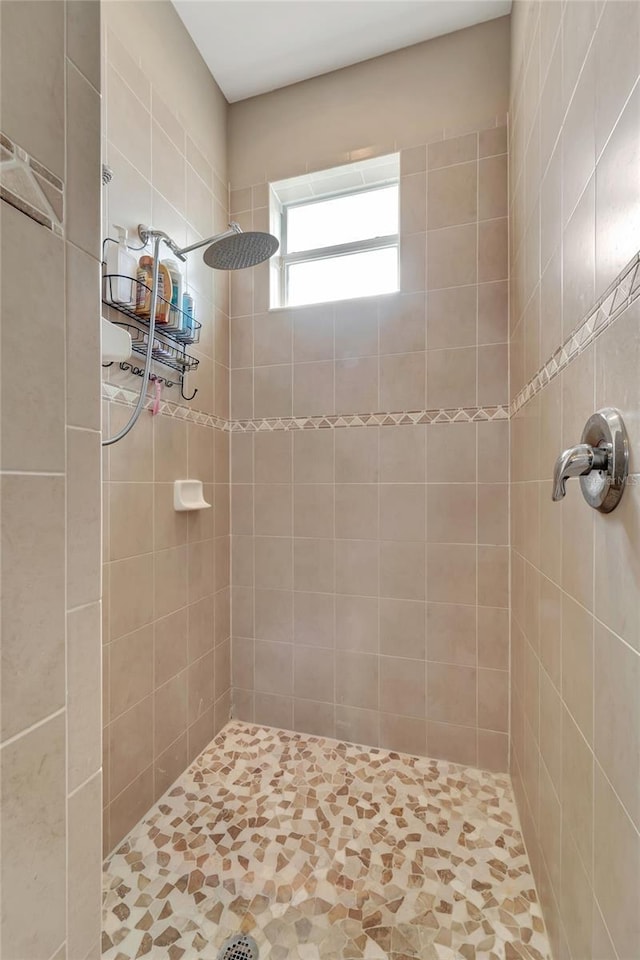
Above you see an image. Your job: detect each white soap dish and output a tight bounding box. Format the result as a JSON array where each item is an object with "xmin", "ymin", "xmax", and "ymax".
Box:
[{"xmin": 174, "ymin": 480, "xmax": 211, "ymax": 512}]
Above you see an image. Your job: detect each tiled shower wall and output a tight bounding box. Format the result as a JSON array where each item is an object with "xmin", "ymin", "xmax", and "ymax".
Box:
[
  {"xmin": 228, "ymin": 19, "xmax": 513, "ymax": 770},
  {"xmin": 101, "ymin": 2, "xmax": 231, "ymax": 854},
  {"xmin": 0, "ymin": 1, "xmax": 102, "ymax": 957},
  {"xmin": 509, "ymin": 1, "xmax": 640, "ymax": 958}
]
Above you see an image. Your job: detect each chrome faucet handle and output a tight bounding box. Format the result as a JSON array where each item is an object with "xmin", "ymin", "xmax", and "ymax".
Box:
[
  {"xmin": 551, "ymin": 409, "xmax": 629, "ymax": 512},
  {"xmin": 552, "ymin": 443, "xmax": 608, "ymax": 501}
]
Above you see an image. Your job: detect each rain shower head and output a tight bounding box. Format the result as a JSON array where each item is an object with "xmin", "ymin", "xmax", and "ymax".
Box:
[
  {"xmin": 137, "ymin": 222, "xmax": 279, "ymax": 271},
  {"xmin": 203, "ymin": 230, "xmax": 279, "ymax": 270}
]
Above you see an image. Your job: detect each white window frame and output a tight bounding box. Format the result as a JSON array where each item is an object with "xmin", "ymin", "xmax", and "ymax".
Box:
[{"xmin": 278, "ymin": 181, "xmax": 400, "ymax": 307}]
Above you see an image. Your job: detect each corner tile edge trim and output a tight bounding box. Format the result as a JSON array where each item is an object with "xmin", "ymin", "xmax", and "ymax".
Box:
[
  {"xmin": 102, "ymin": 381, "xmax": 509, "ymax": 432},
  {"xmin": 511, "ymin": 251, "xmax": 640, "ymax": 416},
  {"xmin": 0, "ymin": 131, "xmax": 64, "ymax": 235}
]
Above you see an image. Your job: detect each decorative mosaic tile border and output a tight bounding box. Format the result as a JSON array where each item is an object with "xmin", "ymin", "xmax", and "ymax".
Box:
[
  {"xmin": 511, "ymin": 251, "xmax": 640, "ymax": 416},
  {"xmin": 0, "ymin": 131, "xmax": 64, "ymax": 234},
  {"xmin": 102, "ymin": 381, "xmax": 228, "ymax": 431},
  {"xmin": 229, "ymin": 406, "xmax": 510, "ymax": 431},
  {"xmin": 102, "ymin": 381, "xmax": 509, "ymax": 433}
]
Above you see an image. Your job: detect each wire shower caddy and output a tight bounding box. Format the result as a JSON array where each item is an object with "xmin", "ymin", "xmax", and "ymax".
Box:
[{"xmin": 102, "ymin": 273, "xmax": 201, "ymax": 401}]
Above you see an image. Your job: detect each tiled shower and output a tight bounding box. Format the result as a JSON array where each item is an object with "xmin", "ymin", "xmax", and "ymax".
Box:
[{"xmin": 1, "ymin": 1, "xmax": 639, "ymax": 958}]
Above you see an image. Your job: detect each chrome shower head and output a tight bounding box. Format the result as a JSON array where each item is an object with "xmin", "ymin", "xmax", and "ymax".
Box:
[
  {"xmin": 137, "ymin": 223, "xmax": 279, "ymax": 270},
  {"xmin": 203, "ymin": 230, "xmax": 279, "ymax": 270}
]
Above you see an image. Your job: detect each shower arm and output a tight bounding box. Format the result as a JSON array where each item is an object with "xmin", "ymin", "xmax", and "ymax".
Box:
[{"xmin": 137, "ymin": 222, "xmax": 243, "ymax": 263}]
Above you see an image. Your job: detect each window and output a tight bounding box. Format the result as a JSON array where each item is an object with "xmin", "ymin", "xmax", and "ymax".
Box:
[{"xmin": 270, "ymin": 155, "xmax": 399, "ymax": 308}]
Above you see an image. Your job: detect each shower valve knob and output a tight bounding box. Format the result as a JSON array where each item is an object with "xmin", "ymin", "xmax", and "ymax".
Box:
[{"xmin": 551, "ymin": 408, "xmax": 629, "ymax": 513}]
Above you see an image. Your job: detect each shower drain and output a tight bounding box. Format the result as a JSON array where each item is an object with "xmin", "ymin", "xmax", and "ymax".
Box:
[{"xmin": 217, "ymin": 933, "xmax": 259, "ymax": 960}]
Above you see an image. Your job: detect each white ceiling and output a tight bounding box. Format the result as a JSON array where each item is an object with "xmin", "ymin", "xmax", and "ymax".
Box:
[{"xmin": 172, "ymin": 1, "xmax": 512, "ymax": 103}]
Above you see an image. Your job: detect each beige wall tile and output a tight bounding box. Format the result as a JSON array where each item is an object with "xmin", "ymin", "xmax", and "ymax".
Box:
[
  {"xmin": 254, "ymin": 311, "xmax": 292, "ymax": 366},
  {"xmin": 293, "ymin": 361, "xmax": 335, "ymax": 416},
  {"xmin": 427, "ymin": 719, "xmax": 476, "ymax": 766},
  {"xmin": 188, "ymin": 539, "xmax": 215, "ymax": 603},
  {"xmin": 254, "ymin": 692, "xmax": 293, "ymax": 730},
  {"xmin": 427, "ymin": 602, "xmax": 476, "ymax": 666},
  {"xmin": 255, "ymin": 431, "xmax": 291, "ymax": 483},
  {"xmin": 154, "ymin": 545, "xmax": 189, "ymax": 618},
  {"xmin": 109, "ymin": 554, "xmax": 154, "ymax": 641},
  {"xmin": 380, "ymin": 598, "xmax": 425, "ymax": 660},
  {"xmin": 428, "ymin": 161, "xmax": 477, "ymax": 229},
  {"xmin": 109, "ymin": 624, "xmax": 154, "ymax": 721},
  {"xmin": 334, "ymin": 428, "xmax": 379, "ymax": 483},
  {"xmin": 294, "ymin": 592, "xmax": 334, "ymax": 649},
  {"xmin": 67, "ymin": 773, "xmax": 102, "ymax": 960},
  {"xmin": 334, "ymin": 298, "xmax": 379, "ymax": 359},
  {"xmin": 66, "ymin": 243, "xmax": 101, "ymax": 431},
  {"xmin": 335, "ymin": 483, "xmax": 379, "ymax": 540},
  {"xmin": 293, "ymin": 699, "xmax": 335, "ymax": 739},
  {"xmin": 156, "ymin": 608, "xmax": 189, "ymax": 683},
  {"xmin": 427, "ymin": 423, "xmax": 477, "ymax": 482},
  {"xmin": 294, "ymin": 539, "xmax": 335, "ymax": 593},
  {"xmin": 595, "ymin": 82, "xmax": 640, "ymax": 293},
  {"xmin": 108, "ymin": 697, "xmax": 153, "ymax": 800},
  {"xmin": 380, "ymin": 656, "xmax": 425, "ymax": 718},
  {"xmin": 293, "ymin": 306, "xmax": 334, "ymax": 362},
  {"xmin": 380, "ymin": 713, "xmax": 426, "ymax": 755},
  {"xmin": 0, "ymin": 0, "xmax": 65, "ymax": 176},
  {"xmin": 108, "ymin": 765, "xmax": 154, "ymax": 852},
  {"xmin": 293, "ymin": 646, "xmax": 334, "ymax": 702},
  {"xmin": 68, "ymin": 604, "xmax": 102, "ymax": 791},
  {"xmin": 427, "ymin": 484, "xmax": 477, "ymax": 543},
  {"xmin": 294, "ymin": 484, "xmax": 334, "ymax": 538},
  {"xmin": 427, "ymin": 224, "xmax": 477, "ymax": 290},
  {"xmin": 400, "ymin": 172, "xmax": 427, "ymax": 235},
  {"xmin": 254, "ymin": 365, "xmax": 292, "ymax": 417},
  {"xmin": 293, "ymin": 430, "xmax": 334, "ymax": 483},
  {"xmin": 477, "ymin": 729, "xmax": 508, "ymax": 771},
  {"xmin": 335, "ymin": 595, "xmax": 378, "ymax": 654},
  {"xmin": 255, "ymin": 537, "xmax": 292, "ymax": 590},
  {"xmin": 427, "ymin": 544, "xmax": 476, "ymax": 605},
  {"xmin": 380, "ymin": 353, "xmax": 426, "ymax": 410},
  {"xmin": 561, "ymin": 594, "xmax": 594, "ymax": 743},
  {"xmin": 380, "ymin": 483, "xmax": 425, "ymax": 541},
  {"xmin": 594, "ymin": 762, "xmax": 640, "ymax": 960},
  {"xmin": 155, "ymin": 733, "xmax": 189, "ymax": 797},
  {"xmin": 428, "ymin": 133, "xmax": 477, "ymax": 170},
  {"xmin": 67, "ymin": 62, "xmax": 101, "ymax": 258},
  {"xmin": 380, "ymin": 541, "xmax": 425, "ymax": 601},
  {"xmin": 428, "ymin": 285, "xmax": 476, "ymax": 350},
  {"xmin": 1, "ymin": 715, "xmax": 65, "ymax": 959},
  {"xmin": 335, "ymin": 357, "xmax": 379, "ymax": 413},
  {"xmin": 399, "ymin": 232, "xmax": 426, "ymax": 292},
  {"xmin": 255, "ymin": 588, "xmax": 293, "ymax": 643},
  {"xmin": 109, "ymin": 482, "xmax": 154, "ymax": 560},
  {"xmin": 68, "ymin": 428, "xmax": 102, "ymax": 609},
  {"xmin": 594, "ymin": 621, "xmax": 640, "ymax": 831},
  {"xmin": 254, "ymin": 640, "xmax": 293, "ymax": 696},
  {"xmin": 1, "ymin": 474, "xmax": 65, "ymax": 740},
  {"xmin": 156, "ymin": 671, "xmax": 188, "ymax": 754},
  {"xmin": 1, "ymin": 205, "xmax": 65, "ymax": 472},
  {"xmin": 379, "ymin": 293, "xmax": 426, "ymax": 355},
  {"xmin": 336, "ymin": 651, "xmax": 379, "ymax": 711},
  {"xmin": 426, "ymin": 347, "xmax": 477, "ymax": 408}
]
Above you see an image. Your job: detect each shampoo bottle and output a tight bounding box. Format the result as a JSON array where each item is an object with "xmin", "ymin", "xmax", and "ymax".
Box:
[
  {"xmin": 135, "ymin": 256, "xmax": 171, "ymax": 324},
  {"xmin": 106, "ymin": 225, "xmax": 137, "ymax": 305},
  {"xmin": 161, "ymin": 258, "xmax": 183, "ymax": 332}
]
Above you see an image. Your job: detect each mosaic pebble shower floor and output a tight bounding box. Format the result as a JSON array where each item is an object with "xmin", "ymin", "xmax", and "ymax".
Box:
[{"xmin": 102, "ymin": 722, "xmax": 550, "ymax": 960}]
